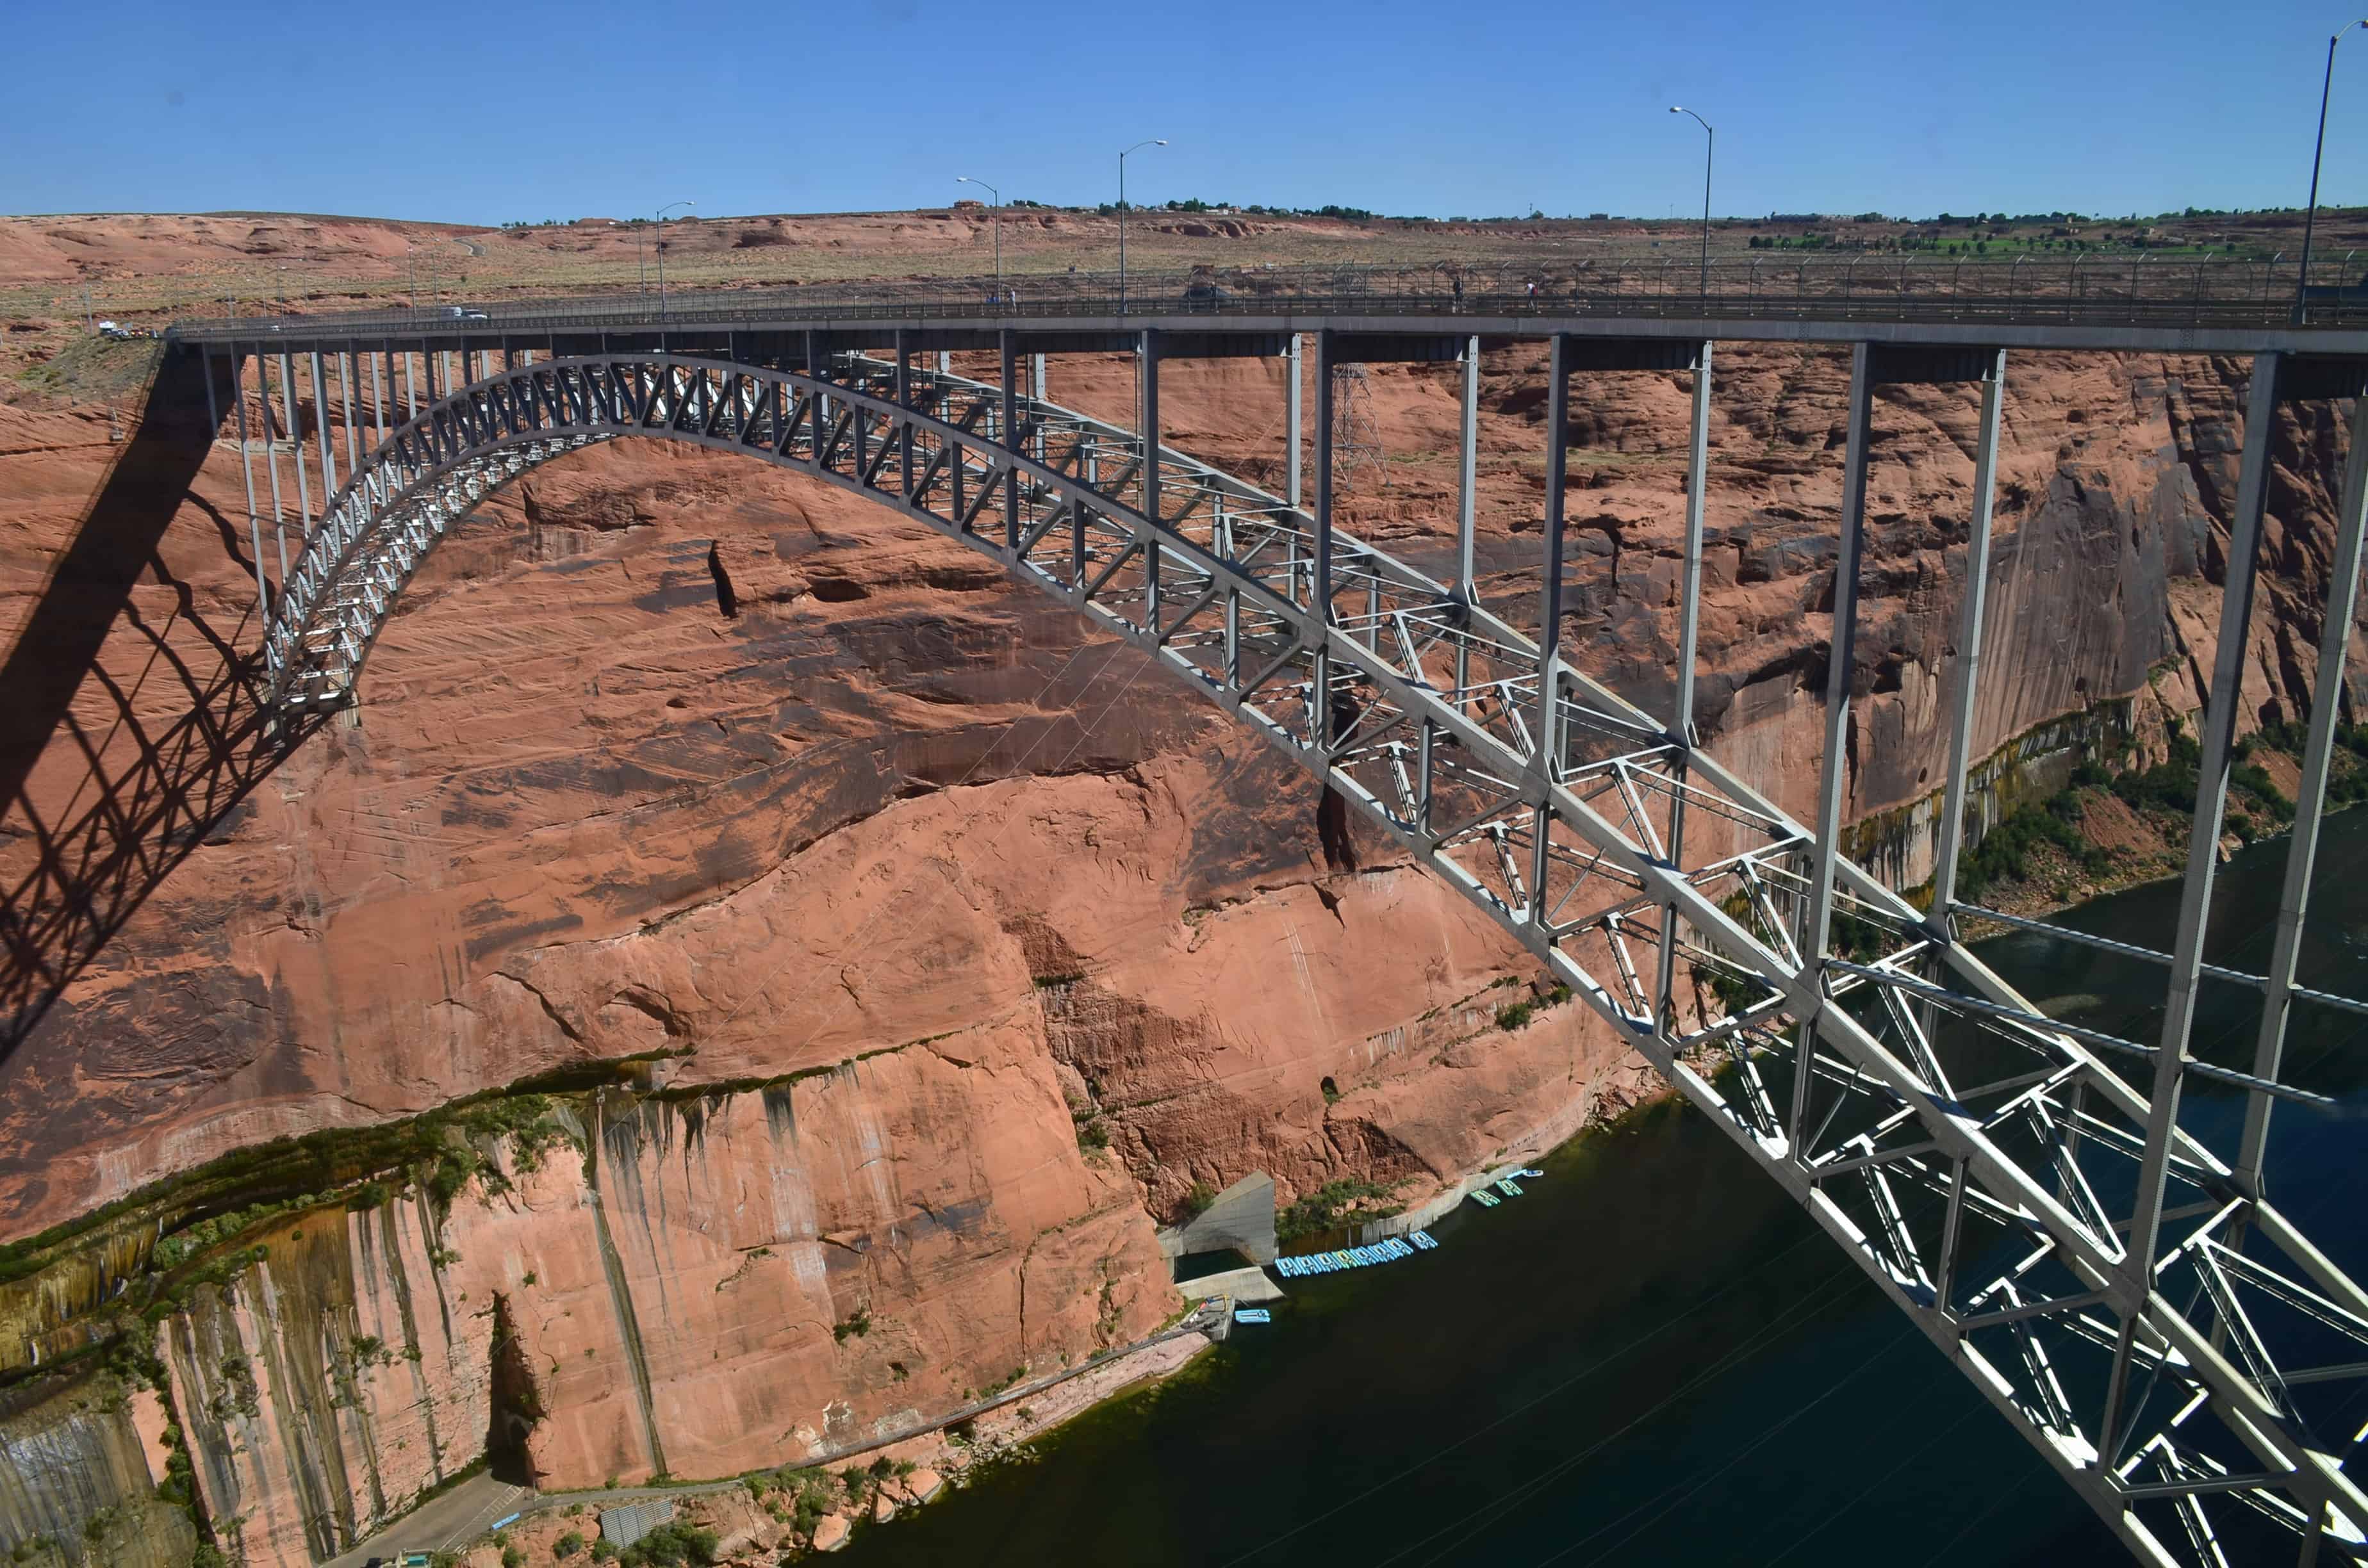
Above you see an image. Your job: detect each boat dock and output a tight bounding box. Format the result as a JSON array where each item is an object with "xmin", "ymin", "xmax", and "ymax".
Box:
[{"xmin": 1270, "ymin": 1232, "xmax": 1439, "ymax": 1278}]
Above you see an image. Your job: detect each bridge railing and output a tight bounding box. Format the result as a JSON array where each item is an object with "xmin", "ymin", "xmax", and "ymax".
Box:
[{"xmin": 167, "ymin": 254, "xmax": 2368, "ymax": 343}]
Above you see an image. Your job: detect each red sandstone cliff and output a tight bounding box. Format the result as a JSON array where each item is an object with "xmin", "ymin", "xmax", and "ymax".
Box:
[{"xmin": 1, "ymin": 331, "xmax": 2360, "ymax": 1562}]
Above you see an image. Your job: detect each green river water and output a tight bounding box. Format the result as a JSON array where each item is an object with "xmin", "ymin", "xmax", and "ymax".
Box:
[{"xmin": 834, "ymin": 809, "xmax": 2368, "ymax": 1566}]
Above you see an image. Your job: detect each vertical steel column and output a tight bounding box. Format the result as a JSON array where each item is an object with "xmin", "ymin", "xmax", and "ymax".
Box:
[
  {"xmin": 261, "ymin": 352, "xmax": 291, "ymax": 591},
  {"xmin": 1926, "ymin": 350, "xmax": 2009, "ymax": 927},
  {"xmin": 201, "ymin": 343, "xmax": 220, "ymax": 434},
  {"xmin": 1222, "ymin": 480, "xmax": 1240, "ymax": 687},
  {"xmin": 937, "ymin": 349, "xmax": 951, "ymax": 376},
  {"xmin": 814, "ymin": 338, "xmax": 832, "ymax": 455},
  {"xmin": 851, "ymin": 350, "xmax": 868, "ymax": 479},
  {"xmin": 2239, "ymin": 384, "xmax": 2368, "ymax": 1193},
  {"xmin": 309, "ymin": 351, "xmax": 338, "ymax": 496},
  {"xmin": 1656, "ymin": 339, "xmax": 1716, "ymax": 1025},
  {"xmin": 405, "ymin": 350, "xmax": 418, "ymax": 419},
  {"xmin": 282, "ymin": 352, "xmax": 313, "ymax": 546},
  {"xmin": 1456, "ymin": 334, "xmax": 1479, "ymax": 600},
  {"xmin": 1527, "ymin": 336, "xmax": 1574, "ymax": 926},
  {"xmin": 1032, "ymin": 351, "xmax": 1049, "ymax": 463},
  {"xmin": 2098, "ymin": 351, "xmax": 2284, "ymax": 1466},
  {"xmin": 1536, "ymin": 336, "xmax": 1572, "ymax": 778},
  {"xmin": 1141, "ymin": 329, "xmax": 1161, "ymax": 626},
  {"xmin": 1288, "ymin": 333, "xmax": 1304, "ymax": 510},
  {"xmin": 1793, "ymin": 342, "xmax": 1877, "ymax": 1147},
  {"xmin": 896, "ymin": 332, "xmax": 912, "ymax": 499},
  {"xmin": 1000, "ymin": 331, "xmax": 1021, "ymax": 550},
  {"xmin": 339, "ymin": 351, "xmax": 359, "ymax": 477},
  {"xmin": 1073, "ymin": 431, "xmax": 1090, "ymax": 584},
  {"xmin": 373, "ymin": 346, "xmax": 389, "ymax": 445},
  {"xmin": 233, "ymin": 350, "xmax": 269, "ymax": 618},
  {"xmin": 1673, "ymin": 341, "xmax": 1715, "ymax": 747},
  {"xmin": 1311, "ymin": 331, "xmax": 1335, "ymax": 747}
]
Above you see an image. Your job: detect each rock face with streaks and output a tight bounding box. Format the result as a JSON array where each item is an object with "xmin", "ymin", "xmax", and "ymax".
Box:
[
  {"xmin": 0, "ymin": 333, "xmax": 2359, "ymax": 1563},
  {"xmin": 149, "ymin": 1059, "xmax": 1174, "ymax": 1565}
]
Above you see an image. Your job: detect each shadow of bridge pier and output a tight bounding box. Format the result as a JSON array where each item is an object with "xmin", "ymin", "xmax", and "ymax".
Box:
[{"xmin": 0, "ymin": 348, "xmax": 324, "ymax": 1061}]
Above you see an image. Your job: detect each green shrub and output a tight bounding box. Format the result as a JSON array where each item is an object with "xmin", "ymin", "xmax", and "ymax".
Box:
[
  {"xmin": 1277, "ymin": 1179, "xmax": 1402, "ymax": 1242},
  {"xmin": 1955, "ymin": 786, "xmax": 2110, "ymax": 901},
  {"xmin": 554, "ymin": 1533, "xmax": 584, "ymax": 1560},
  {"xmin": 613, "ymin": 1523, "xmax": 719, "ymax": 1567},
  {"xmin": 2230, "ymin": 762, "xmax": 2294, "ymax": 823},
  {"xmin": 2112, "ymin": 732, "xmax": 2203, "ymax": 815}
]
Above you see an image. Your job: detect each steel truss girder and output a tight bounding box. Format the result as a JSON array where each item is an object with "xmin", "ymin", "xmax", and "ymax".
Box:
[{"xmin": 252, "ymin": 349, "xmax": 2368, "ymax": 1566}]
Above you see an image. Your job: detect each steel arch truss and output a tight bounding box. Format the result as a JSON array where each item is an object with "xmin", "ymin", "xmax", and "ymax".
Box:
[{"xmin": 261, "ymin": 351, "xmax": 2368, "ymax": 1565}]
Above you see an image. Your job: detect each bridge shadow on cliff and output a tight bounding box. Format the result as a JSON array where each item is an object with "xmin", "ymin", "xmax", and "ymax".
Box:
[{"xmin": 0, "ymin": 352, "xmax": 322, "ymax": 1060}]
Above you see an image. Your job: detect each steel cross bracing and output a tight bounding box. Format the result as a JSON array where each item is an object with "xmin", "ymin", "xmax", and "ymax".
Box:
[{"xmin": 237, "ymin": 336, "xmax": 2368, "ymax": 1565}]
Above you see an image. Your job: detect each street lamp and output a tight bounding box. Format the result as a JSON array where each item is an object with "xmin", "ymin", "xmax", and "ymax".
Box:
[
  {"xmin": 1670, "ymin": 106, "xmax": 1714, "ymax": 305},
  {"xmin": 655, "ymin": 200, "xmax": 695, "ymax": 320},
  {"xmin": 2296, "ymin": 20, "xmax": 2368, "ymax": 323},
  {"xmin": 1117, "ymin": 138, "xmax": 1167, "ymax": 313},
  {"xmin": 404, "ymin": 240, "xmax": 419, "ymax": 311},
  {"xmin": 956, "ymin": 176, "xmax": 1003, "ymax": 302}
]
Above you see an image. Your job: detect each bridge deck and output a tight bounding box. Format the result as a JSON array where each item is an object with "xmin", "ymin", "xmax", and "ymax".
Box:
[
  {"xmin": 171, "ymin": 303, "xmax": 2368, "ymax": 359},
  {"xmin": 167, "ymin": 258, "xmax": 2368, "ymax": 359}
]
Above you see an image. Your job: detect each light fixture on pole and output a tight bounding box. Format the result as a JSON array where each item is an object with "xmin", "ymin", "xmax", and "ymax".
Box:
[
  {"xmin": 1670, "ymin": 106, "xmax": 1714, "ymax": 305},
  {"xmin": 957, "ymin": 176, "xmax": 1003, "ymax": 302},
  {"xmin": 2296, "ymin": 20, "xmax": 2368, "ymax": 323},
  {"xmin": 655, "ymin": 200, "xmax": 695, "ymax": 321},
  {"xmin": 1118, "ymin": 139, "xmax": 1167, "ymax": 313}
]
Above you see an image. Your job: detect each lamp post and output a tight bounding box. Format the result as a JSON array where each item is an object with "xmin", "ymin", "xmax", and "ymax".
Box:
[
  {"xmin": 957, "ymin": 176, "xmax": 1003, "ymax": 302},
  {"xmin": 404, "ymin": 241, "xmax": 418, "ymax": 311},
  {"xmin": 2296, "ymin": 20, "xmax": 2368, "ymax": 323},
  {"xmin": 1670, "ymin": 106, "xmax": 1714, "ymax": 305},
  {"xmin": 1117, "ymin": 138, "xmax": 1167, "ymax": 313},
  {"xmin": 655, "ymin": 200, "xmax": 695, "ymax": 320}
]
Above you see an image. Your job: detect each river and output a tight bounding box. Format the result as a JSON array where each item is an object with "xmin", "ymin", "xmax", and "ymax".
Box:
[{"xmin": 837, "ymin": 809, "xmax": 2368, "ymax": 1566}]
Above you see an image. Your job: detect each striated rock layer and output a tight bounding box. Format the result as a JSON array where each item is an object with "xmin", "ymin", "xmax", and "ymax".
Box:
[
  {"xmin": 0, "ymin": 339, "xmax": 2360, "ymax": 1561},
  {"xmin": 154, "ymin": 1058, "xmax": 1178, "ymax": 1565}
]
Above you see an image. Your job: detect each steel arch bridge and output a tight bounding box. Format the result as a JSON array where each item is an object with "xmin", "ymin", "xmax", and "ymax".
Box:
[{"xmin": 171, "ymin": 319, "xmax": 2368, "ymax": 1565}]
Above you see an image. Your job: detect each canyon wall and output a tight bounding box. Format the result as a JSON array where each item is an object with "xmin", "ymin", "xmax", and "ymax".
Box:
[
  {"xmin": 151, "ymin": 1056, "xmax": 1185, "ymax": 1566},
  {"xmin": 0, "ymin": 338, "xmax": 2360, "ymax": 1562}
]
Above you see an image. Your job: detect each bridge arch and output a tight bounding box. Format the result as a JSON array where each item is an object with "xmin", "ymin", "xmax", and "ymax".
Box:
[{"xmin": 249, "ymin": 347, "xmax": 2368, "ymax": 1565}]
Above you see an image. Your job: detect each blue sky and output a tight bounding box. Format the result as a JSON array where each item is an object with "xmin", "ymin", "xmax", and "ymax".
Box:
[{"xmin": 4, "ymin": 0, "xmax": 2362, "ymax": 224}]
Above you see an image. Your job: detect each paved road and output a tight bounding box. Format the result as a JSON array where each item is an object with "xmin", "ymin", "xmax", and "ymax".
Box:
[
  {"xmin": 318, "ymin": 1305, "xmax": 1226, "ymax": 1564},
  {"xmin": 324, "ymin": 1474, "xmax": 531, "ymax": 1568}
]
